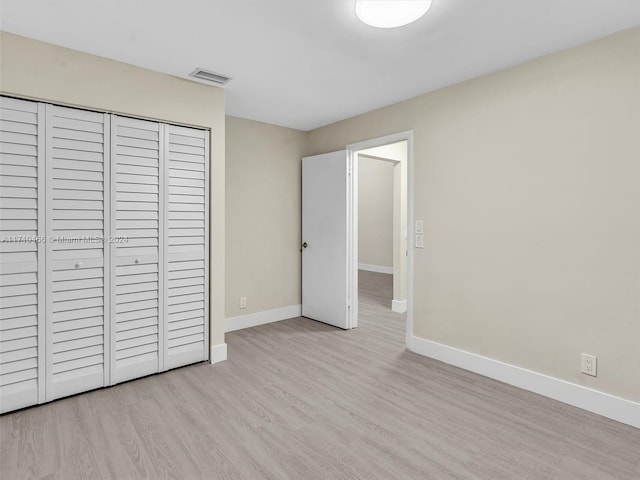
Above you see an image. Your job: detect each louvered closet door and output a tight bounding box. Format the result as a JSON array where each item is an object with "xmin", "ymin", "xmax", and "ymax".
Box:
[
  {"xmin": 0, "ymin": 97, "xmax": 45, "ymax": 413},
  {"xmin": 111, "ymin": 116, "xmax": 162, "ymax": 383},
  {"xmin": 46, "ymin": 105, "xmax": 110, "ymax": 401},
  {"xmin": 164, "ymin": 125, "xmax": 209, "ymax": 369}
]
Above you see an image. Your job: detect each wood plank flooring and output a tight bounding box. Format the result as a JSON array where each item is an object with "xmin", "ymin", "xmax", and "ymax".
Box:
[{"xmin": 1, "ymin": 270, "xmax": 639, "ymax": 479}]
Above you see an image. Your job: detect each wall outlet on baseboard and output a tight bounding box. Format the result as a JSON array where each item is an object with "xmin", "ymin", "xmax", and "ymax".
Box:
[
  {"xmin": 239, "ymin": 296, "xmax": 247, "ymax": 309},
  {"xmin": 580, "ymin": 353, "xmax": 597, "ymax": 377}
]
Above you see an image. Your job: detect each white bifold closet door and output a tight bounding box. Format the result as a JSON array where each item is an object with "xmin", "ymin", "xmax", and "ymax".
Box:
[
  {"xmin": 110, "ymin": 116, "xmax": 163, "ymax": 383},
  {"xmin": 45, "ymin": 105, "xmax": 110, "ymax": 401},
  {"xmin": 0, "ymin": 96, "xmax": 209, "ymax": 413},
  {"xmin": 0, "ymin": 97, "xmax": 45, "ymax": 413},
  {"xmin": 164, "ymin": 125, "xmax": 209, "ymax": 369}
]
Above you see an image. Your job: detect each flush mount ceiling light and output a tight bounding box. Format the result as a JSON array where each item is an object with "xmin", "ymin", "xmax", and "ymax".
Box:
[{"xmin": 356, "ymin": 0, "xmax": 432, "ymax": 28}]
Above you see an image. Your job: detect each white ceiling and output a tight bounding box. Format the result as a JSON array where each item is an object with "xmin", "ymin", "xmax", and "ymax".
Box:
[{"xmin": 2, "ymin": 0, "xmax": 640, "ymax": 131}]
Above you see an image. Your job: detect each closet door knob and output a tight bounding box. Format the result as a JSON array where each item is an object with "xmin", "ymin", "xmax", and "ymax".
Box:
[{"xmin": 75, "ymin": 262, "xmax": 82, "ymax": 269}]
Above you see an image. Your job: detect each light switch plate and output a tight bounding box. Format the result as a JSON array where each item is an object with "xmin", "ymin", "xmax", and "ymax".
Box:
[
  {"xmin": 415, "ymin": 234, "xmax": 424, "ymax": 248},
  {"xmin": 415, "ymin": 220, "xmax": 424, "ymax": 234}
]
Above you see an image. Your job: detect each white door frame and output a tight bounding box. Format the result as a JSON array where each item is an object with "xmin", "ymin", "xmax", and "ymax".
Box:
[{"xmin": 346, "ymin": 131, "xmax": 414, "ymax": 344}]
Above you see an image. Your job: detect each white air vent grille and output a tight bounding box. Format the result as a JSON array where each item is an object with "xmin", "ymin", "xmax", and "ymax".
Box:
[{"xmin": 189, "ymin": 68, "xmax": 231, "ymax": 86}]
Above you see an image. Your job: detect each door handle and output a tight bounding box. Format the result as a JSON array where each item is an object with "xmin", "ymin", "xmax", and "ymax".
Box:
[{"xmin": 301, "ymin": 242, "xmax": 308, "ymax": 252}]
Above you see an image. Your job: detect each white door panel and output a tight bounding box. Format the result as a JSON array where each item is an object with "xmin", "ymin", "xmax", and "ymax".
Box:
[
  {"xmin": 302, "ymin": 151, "xmax": 351, "ymax": 329},
  {"xmin": 0, "ymin": 97, "xmax": 45, "ymax": 413},
  {"xmin": 45, "ymin": 104, "xmax": 109, "ymax": 401},
  {"xmin": 164, "ymin": 125, "xmax": 209, "ymax": 369},
  {"xmin": 111, "ymin": 116, "xmax": 163, "ymax": 383}
]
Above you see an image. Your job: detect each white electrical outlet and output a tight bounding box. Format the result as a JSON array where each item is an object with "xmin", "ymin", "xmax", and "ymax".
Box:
[
  {"xmin": 239, "ymin": 296, "xmax": 247, "ymax": 309},
  {"xmin": 581, "ymin": 353, "xmax": 597, "ymax": 377},
  {"xmin": 415, "ymin": 220, "xmax": 424, "ymax": 234}
]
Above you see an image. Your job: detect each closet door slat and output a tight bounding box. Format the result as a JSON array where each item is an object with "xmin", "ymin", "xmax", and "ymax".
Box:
[
  {"xmin": 164, "ymin": 125, "xmax": 209, "ymax": 369},
  {"xmin": 45, "ymin": 104, "xmax": 110, "ymax": 401},
  {"xmin": 0, "ymin": 97, "xmax": 45, "ymax": 413}
]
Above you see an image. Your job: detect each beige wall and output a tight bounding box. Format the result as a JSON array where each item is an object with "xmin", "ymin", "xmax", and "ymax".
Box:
[
  {"xmin": 358, "ymin": 157, "xmax": 394, "ymax": 268},
  {"xmin": 307, "ymin": 28, "xmax": 640, "ymax": 402},
  {"xmin": 0, "ymin": 32, "xmax": 227, "ymax": 347},
  {"xmin": 225, "ymin": 116, "xmax": 306, "ymax": 318}
]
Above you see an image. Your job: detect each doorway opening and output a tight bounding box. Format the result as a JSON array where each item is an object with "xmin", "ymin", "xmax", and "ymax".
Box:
[
  {"xmin": 357, "ymin": 141, "xmax": 407, "ymax": 313},
  {"xmin": 300, "ymin": 131, "xmax": 413, "ymax": 343},
  {"xmin": 347, "ymin": 131, "xmax": 414, "ymax": 345}
]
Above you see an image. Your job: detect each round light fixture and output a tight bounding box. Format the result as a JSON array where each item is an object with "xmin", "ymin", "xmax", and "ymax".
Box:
[{"xmin": 356, "ymin": 0, "xmax": 432, "ymax": 29}]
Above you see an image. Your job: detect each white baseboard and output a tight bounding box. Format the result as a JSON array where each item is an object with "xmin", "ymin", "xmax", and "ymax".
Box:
[
  {"xmin": 225, "ymin": 304, "xmax": 302, "ymax": 332},
  {"xmin": 210, "ymin": 343, "xmax": 227, "ymax": 364},
  {"xmin": 392, "ymin": 299, "xmax": 407, "ymax": 313},
  {"xmin": 408, "ymin": 335, "xmax": 640, "ymax": 429},
  {"xmin": 359, "ymin": 263, "xmax": 393, "ymax": 275}
]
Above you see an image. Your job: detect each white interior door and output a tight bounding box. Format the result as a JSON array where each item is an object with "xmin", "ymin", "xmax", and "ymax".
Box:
[
  {"xmin": 111, "ymin": 115, "xmax": 162, "ymax": 383},
  {"xmin": 0, "ymin": 95, "xmax": 212, "ymax": 413},
  {"xmin": 302, "ymin": 151, "xmax": 353, "ymax": 329},
  {"xmin": 164, "ymin": 125, "xmax": 209, "ymax": 369},
  {"xmin": 0, "ymin": 97, "xmax": 45, "ymax": 413},
  {"xmin": 45, "ymin": 105, "xmax": 110, "ymax": 401}
]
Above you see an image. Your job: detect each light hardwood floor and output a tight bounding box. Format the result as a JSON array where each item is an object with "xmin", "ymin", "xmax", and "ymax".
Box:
[{"xmin": 1, "ymin": 270, "xmax": 639, "ymax": 479}]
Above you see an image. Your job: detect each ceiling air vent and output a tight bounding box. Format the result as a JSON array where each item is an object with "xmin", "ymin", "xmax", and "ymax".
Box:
[{"xmin": 189, "ymin": 68, "xmax": 232, "ymax": 86}]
